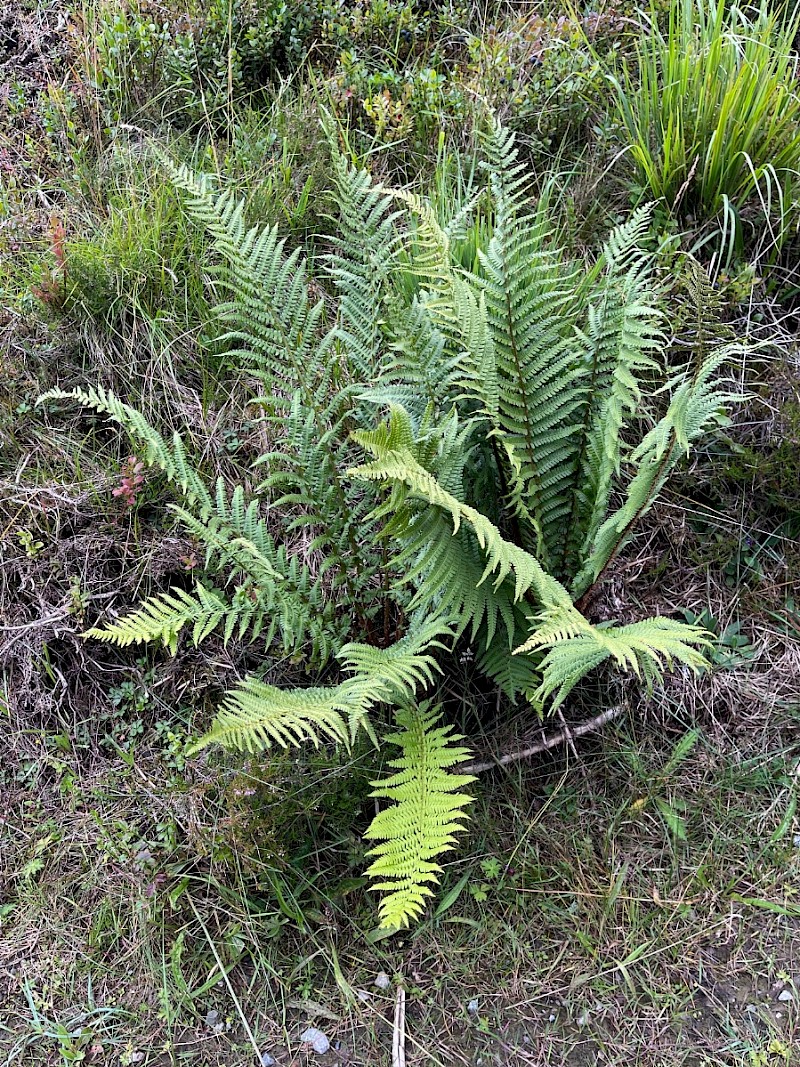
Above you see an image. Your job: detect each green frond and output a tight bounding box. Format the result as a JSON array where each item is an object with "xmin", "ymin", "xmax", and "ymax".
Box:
[
  {"xmin": 598, "ymin": 203, "xmax": 655, "ymax": 272},
  {"xmin": 473, "ymin": 128, "xmax": 588, "ymax": 565},
  {"xmin": 37, "ymin": 386, "xmax": 212, "ymax": 511},
  {"xmin": 191, "ymin": 617, "xmax": 453, "ymax": 754},
  {"xmin": 365, "ymin": 701, "xmax": 475, "ymax": 929},
  {"xmin": 573, "ymin": 347, "xmax": 742, "ymax": 596},
  {"xmin": 565, "ymin": 237, "xmax": 665, "ymax": 574},
  {"xmin": 392, "ymin": 188, "xmax": 457, "ymax": 298},
  {"xmin": 191, "ymin": 677, "xmax": 352, "ymax": 754},
  {"xmin": 84, "ymin": 584, "xmax": 229, "ymax": 654},
  {"xmin": 375, "ymin": 295, "xmax": 461, "ymax": 419},
  {"xmin": 328, "ymin": 154, "xmax": 402, "ymax": 380},
  {"xmin": 523, "ymin": 616, "xmax": 712, "ymax": 708},
  {"xmin": 476, "ymin": 636, "xmax": 542, "ymax": 703},
  {"xmin": 350, "ymin": 409, "xmax": 576, "ymax": 617},
  {"xmin": 170, "ymin": 488, "xmax": 342, "ymax": 664}
]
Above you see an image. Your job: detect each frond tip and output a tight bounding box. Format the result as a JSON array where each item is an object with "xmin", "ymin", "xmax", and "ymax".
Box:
[
  {"xmin": 365, "ymin": 701, "xmax": 475, "ymax": 929},
  {"xmin": 84, "ymin": 584, "xmax": 229, "ymax": 654}
]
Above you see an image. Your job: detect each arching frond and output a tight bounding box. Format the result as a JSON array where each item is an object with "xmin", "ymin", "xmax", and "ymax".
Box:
[
  {"xmin": 191, "ymin": 617, "xmax": 453, "ymax": 754},
  {"xmin": 573, "ymin": 346, "xmax": 743, "ymax": 596},
  {"xmin": 84, "ymin": 584, "xmax": 230, "ymax": 654},
  {"xmin": 522, "ymin": 616, "xmax": 712, "ymax": 708},
  {"xmin": 37, "ymin": 386, "xmax": 213, "ymax": 511}
]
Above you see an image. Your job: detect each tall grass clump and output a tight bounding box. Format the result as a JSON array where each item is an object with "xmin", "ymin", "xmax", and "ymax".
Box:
[{"xmin": 611, "ymin": 0, "xmax": 800, "ymax": 236}]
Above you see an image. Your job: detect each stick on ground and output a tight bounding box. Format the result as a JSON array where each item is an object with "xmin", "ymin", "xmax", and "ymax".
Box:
[{"xmin": 461, "ymin": 705, "xmax": 625, "ymax": 775}]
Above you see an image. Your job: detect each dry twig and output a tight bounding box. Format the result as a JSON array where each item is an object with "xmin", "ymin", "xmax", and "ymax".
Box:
[{"xmin": 461, "ymin": 705, "xmax": 625, "ymax": 775}]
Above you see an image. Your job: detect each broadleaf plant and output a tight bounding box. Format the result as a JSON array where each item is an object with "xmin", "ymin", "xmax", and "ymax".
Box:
[{"xmin": 40, "ymin": 119, "xmax": 740, "ymax": 929}]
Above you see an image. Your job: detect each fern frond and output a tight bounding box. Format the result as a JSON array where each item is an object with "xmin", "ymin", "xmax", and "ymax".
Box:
[
  {"xmin": 193, "ymin": 677, "xmax": 352, "ymax": 753},
  {"xmin": 191, "ymin": 617, "xmax": 453, "ymax": 754},
  {"xmin": 522, "ymin": 616, "xmax": 711, "ymax": 708},
  {"xmin": 350, "ymin": 409, "xmax": 577, "ymax": 617},
  {"xmin": 169, "ymin": 164, "xmax": 387, "ymax": 626},
  {"xmin": 365, "ymin": 701, "xmax": 475, "ymax": 928},
  {"xmin": 474, "ymin": 125, "xmax": 587, "ymax": 565},
  {"xmin": 37, "ymin": 386, "xmax": 213, "ymax": 511},
  {"xmin": 170, "ymin": 485, "xmax": 341, "ymax": 664},
  {"xmin": 328, "ymin": 155, "xmax": 403, "ymax": 381},
  {"xmin": 374, "ymin": 295, "xmax": 461, "ymax": 419},
  {"xmin": 572, "ymin": 347, "xmax": 742, "ymax": 595},
  {"xmin": 599, "ymin": 203, "xmax": 655, "ymax": 272},
  {"xmin": 84, "ymin": 584, "xmax": 229, "ymax": 654},
  {"xmin": 167, "ymin": 165, "xmax": 326, "ymax": 397},
  {"xmin": 565, "ymin": 231, "xmax": 665, "ymax": 574}
]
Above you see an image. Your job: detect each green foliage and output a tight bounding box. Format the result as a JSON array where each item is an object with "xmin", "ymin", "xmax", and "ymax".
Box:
[
  {"xmin": 365, "ymin": 701, "xmax": 475, "ymax": 928},
  {"xmin": 51, "ymin": 156, "xmax": 210, "ymax": 339},
  {"xmin": 191, "ymin": 617, "xmax": 451, "ymax": 753},
  {"xmin": 84, "ymin": 2, "xmax": 179, "ymax": 125},
  {"xmin": 609, "ymin": 0, "xmax": 800, "ymax": 243},
  {"xmin": 43, "ymin": 119, "xmax": 739, "ymax": 927}
]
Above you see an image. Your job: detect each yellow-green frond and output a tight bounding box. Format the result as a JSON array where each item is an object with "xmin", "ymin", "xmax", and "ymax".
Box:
[
  {"xmin": 365, "ymin": 701, "xmax": 475, "ymax": 929},
  {"xmin": 84, "ymin": 584, "xmax": 229, "ymax": 654}
]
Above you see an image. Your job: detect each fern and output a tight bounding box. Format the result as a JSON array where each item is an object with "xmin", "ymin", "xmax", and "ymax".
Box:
[
  {"xmin": 42, "ymin": 119, "xmax": 741, "ymax": 929},
  {"xmin": 38, "ymin": 385, "xmax": 213, "ymax": 511},
  {"xmin": 84, "ymin": 583, "xmax": 231, "ymax": 654},
  {"xmin": 350, "ymin": 404, "xmax": 712, "ymax": 707},
  {"xmin": 365, "ymin": 701, "xmax": 476, "ymax": 928},
  {"xmin": 39, "ymin": 388, "xmax": 342, "ymax": 663},
  {"xmin": 571, "ymin": 346, "xmax": 742, "ymax": 597}
]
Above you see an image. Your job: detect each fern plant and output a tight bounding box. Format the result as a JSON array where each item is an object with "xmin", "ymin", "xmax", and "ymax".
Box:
[{"xmin": 41, "ymin": 119, "xmax": 740, "ymax": 928}]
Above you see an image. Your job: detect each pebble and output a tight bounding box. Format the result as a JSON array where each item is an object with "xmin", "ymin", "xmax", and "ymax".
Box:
[
  {"xmin": 467, "ymin": 999, "xmax": 479, "ymax": 1015},
  {"xmin": 576, "ymin": 1009, "xmax": 591, "ymax": 1027},
  {"xmin": 260, "ymin": 1054, "xmax": 276, "ymax": 1067},
  {"xmin": 357, "ymin": 989, "xmax": 371, "ymax": 1002},
  {"xmin": 793, "ymin": 833, "xmax": 800, "ymax": 848},
  {"xmin": 374, "ymin": 972, "xmax": 391, "ymax": 990},
  {"xmin": 300, "ymin": 1027, "xmax": 330, "ymax": 1055},
  {"xmin": 778, "ymin": 989, "xmax": 794, "ymax": 1003}
]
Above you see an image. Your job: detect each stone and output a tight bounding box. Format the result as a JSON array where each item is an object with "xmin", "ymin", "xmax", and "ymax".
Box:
[
  {"xmin": 374, "ymin": 972, "xmax": 391, "ymax": 990},
  {"xmin": 300, "ymin": 1027, "xmax": 330, "ymax": 1055}
]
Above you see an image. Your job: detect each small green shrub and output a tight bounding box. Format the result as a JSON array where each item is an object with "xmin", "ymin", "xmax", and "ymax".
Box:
[
  {"xmin": 609, "ymin": 0, "xmax": 800, "ymax": 246},
  {"xmin": 80, "ymin": 2, "xmax": 185, "ymax": 126},
  {"xmin": 43, "ymin": 121, "xmax": 741, "ymax": 929}
]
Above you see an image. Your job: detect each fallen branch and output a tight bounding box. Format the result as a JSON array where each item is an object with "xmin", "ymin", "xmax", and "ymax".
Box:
[{"xmin": 461, "ymin": 705, "xmax": 625, "ymax": 775}]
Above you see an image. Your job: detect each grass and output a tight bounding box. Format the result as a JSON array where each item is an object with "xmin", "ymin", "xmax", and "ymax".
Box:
[
  {"xmin": 1, "ymin": 0, "xmax": 799, "ymax": 1062},
  {"xmin": 609, "ymin": 0, "xmax": 800, "ymax": 259},
  {"xmin": 3, "ymin": 692, "xmax": 799, "ymax": 1064}
]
